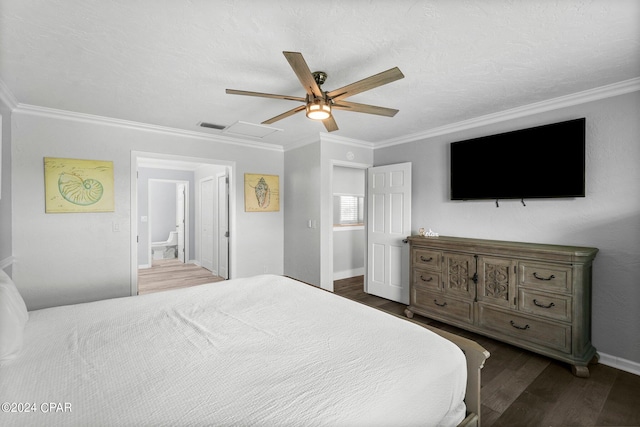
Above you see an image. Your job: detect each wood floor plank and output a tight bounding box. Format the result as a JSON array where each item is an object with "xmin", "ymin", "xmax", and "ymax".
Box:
[
  {"xmin": 482, "ymin": 354, "xmax": 550, "ymax": 414},
  {"xmin": 492, "ymin": 361, "xmax": 572, "ymax": 427},
  {"xmin": 596, "ymin": 369, "xmax": 640, "ymax": 426},
  {"xmin": 539, "ymin": 362, "xmax": 617, "ymax": 426}
]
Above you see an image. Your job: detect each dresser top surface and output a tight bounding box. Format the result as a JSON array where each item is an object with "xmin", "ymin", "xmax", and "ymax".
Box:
[{"xmin": 408, "ymin": 235, "xmax": 598, "ymax": 261}]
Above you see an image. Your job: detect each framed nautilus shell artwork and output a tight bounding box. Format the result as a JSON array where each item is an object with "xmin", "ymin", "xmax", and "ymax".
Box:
[
  {"xmin": 244, "ymin": 173, "xmax": 280, "ymax": 212},
  {"xmin": 44, "ymin": 157, "xmax": 115, "ymax": 213}
]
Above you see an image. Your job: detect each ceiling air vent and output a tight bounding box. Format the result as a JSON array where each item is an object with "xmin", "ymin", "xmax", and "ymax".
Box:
[{"xmin": 198, "ymin": 122, "xmax": 226, "ymax": 130}]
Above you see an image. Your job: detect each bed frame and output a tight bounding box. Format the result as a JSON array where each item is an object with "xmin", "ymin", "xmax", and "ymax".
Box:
[{"xmin": 392, "ymin": 313, "xmax": 490, "ymax": 427}]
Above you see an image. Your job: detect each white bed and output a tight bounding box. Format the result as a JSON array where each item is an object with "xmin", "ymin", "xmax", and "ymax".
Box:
[{"xmin": 0, "ymin": 273, "xmax": 487, "ymax": 426}]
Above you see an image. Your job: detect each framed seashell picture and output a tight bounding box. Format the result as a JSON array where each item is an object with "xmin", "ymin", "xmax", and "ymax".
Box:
[
  {"xmin": 244, "ymin": 173, "xmax": 280, "ymax": 212},
  {"xmin": 44, "ymin": 157, "xmax": 115, "ymax": 213}
]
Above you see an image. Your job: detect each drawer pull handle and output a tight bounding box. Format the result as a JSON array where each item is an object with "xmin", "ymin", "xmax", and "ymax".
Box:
[
  {"xmin": 533, "ymin": 299, "xmax": 555, "ymax": 309},
  {"xmin": 420, "ymin": 275, "xmax": 433, "ymax": 282},
  {"xmin": 510, "ymin": 320, "xmax": 530, "ymax": 330},
  {"xmin": 420, "ymin": 256, "xmax": 433, "ymax": 262},
  {"xmin": 533, "ymin": 272, "xmax": 555, "ymax": 281},
  {"xmin": 433, "ymin": 300, "xmax": 447, "ymax": 307}
]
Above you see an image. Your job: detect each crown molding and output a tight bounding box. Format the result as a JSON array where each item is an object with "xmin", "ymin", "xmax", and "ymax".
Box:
[
  {"xmin": 320, "ymin": 132, "xmax": 375, "ymax": 149},
  {"xmin": 282, "ymin": 132, "xmax": 375, "ymax": 153},
  {"xmin": 376, "ymin": 77, "xmax": 640, "ymax": 149},
  {"xmin": 0, "ymin": 78, "xmax": 18, "ymax": 110},
  {"xmin": 6, "ymin": 77, "xmax": 639, "ymax": 152},
  {"xmin": 13, "ymin": 104, "xmax": 284, "ymax": 152},
  {"xmin": 281, "ymin": 134, "xmax": 321, "ymax": 152}
]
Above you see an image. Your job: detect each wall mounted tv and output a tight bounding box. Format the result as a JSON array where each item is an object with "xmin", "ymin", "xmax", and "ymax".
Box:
[{"xmin": 450, "ymin": 118, "xmax": 585, "ymax": 201}]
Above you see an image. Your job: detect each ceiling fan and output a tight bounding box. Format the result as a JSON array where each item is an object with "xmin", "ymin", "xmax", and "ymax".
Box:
[{"xmin": 226, "ymin": 51, "xmax": 405, "ymax": 132}]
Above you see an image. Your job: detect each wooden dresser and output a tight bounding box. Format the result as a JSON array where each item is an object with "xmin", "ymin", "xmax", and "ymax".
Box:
[{"xmin": 405, "ymin": 235, "xmax": 598, "ymax": 377}]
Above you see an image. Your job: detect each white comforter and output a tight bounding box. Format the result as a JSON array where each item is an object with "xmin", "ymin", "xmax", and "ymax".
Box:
[{"xmin": 0, "ymin": 275, "xmax": 466, "ymax": 426}]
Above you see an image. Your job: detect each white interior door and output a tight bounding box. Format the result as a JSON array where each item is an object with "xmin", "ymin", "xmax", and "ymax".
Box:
[
  {"xmin": 217, "ymin": 173, "xmax": 229, "ymax": 279},
  {"xmin": 367, "ymin": 162, "xmax": 412, "ymax": 304},
  {"xmin": 176, "ymin": 184, "xmax": 186, "ymax": 263},
  {"xmin": 200, "ymin": 178, "xmax": 215, "ymax": 272}
]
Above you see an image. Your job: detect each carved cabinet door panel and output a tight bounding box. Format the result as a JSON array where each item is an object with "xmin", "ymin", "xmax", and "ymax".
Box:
[
  {"xmin": 442, "ymin": 253, "xmax": 476, "ymax": 300},
  {"xmin": 477, "ymin": 256, "xmax": 517, "ymax": 309}
]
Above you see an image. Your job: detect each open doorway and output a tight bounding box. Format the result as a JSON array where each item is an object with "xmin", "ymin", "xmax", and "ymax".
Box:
[
  {"xmin": 332, "ymin": 165, "xmax": 366, "ymax": 281},
  {"xmin": 131, "ymin": 153, "xmax": 233, "ymax": 295},
  {"xmin": 147, "ymin": 179, "xmax": 188, "ymax": 265}
]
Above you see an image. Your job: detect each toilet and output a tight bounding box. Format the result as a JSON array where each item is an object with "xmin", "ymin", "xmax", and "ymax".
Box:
[{"xmin": 152, "ymin": 231, "xmax": 179, "ymax": 260}]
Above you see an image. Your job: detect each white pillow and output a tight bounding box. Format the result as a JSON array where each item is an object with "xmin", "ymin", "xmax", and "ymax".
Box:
[{"xmin": 0, "ymin": 270, "xmax": 29, "ymax": 365}]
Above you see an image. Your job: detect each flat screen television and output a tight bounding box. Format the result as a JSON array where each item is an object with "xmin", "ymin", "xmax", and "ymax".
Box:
[{"xmin": 450, "ymin": 118, "xmax": 585, "ymax": 201}]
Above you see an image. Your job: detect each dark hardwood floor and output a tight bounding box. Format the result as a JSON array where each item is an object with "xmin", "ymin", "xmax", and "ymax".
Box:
[
  {"xmin": 135, "ymin": 268, "xmax": 640, "ymax": 426},
  {"xmin": 335, "ymin": 276, "xmax": 640, "ymax": 427}
]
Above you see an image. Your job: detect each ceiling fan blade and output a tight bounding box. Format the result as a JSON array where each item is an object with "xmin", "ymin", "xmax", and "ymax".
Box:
[
  {"xmin": 283, "ymin": 51, "xmax": 323, "ymax": 98},
  {"xmin": 226, "ymin": 89, "xmax": 305, "ymax": 102},
  {"xmin": 327, "ymin": 67, "xmax": 404, "ymax": 101},
  {"xmin": 261, "ymin": 105, "xmax": 306, "ymax": 125},
  {"xmin": 323, "ymin": 115, "xmax": 339, "ymax": 132},
  {"xmin": 332, "ymin": 100, "xmax": 399, "ymax": 117}
]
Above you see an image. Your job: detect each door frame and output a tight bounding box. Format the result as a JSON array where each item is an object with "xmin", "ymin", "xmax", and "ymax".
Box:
[
  {"xmin": 130, "ymin": 151, "xmax": 236, "ymax": 296},
  {"xmin": 216, "ymin": 172, "xmax": 229, "ymax": 279},
  {"xmin": 322, "ymin": 159, "xmax": 372, "ymax": 292}
]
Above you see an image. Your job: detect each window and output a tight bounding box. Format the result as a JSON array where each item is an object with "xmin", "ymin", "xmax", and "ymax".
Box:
[{"xmin": 333, "ymin": 195, "xmax": 364, "ymax": 227}]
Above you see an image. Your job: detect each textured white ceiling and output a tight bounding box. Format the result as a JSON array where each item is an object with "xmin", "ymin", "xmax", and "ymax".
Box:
[{"xmin": 1, "ymin": 0, "xmax": 639, "ymax": 149}]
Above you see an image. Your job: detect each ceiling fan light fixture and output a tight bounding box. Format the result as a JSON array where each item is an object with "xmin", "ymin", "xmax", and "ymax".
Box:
[
  {"xmin": 306, "ymin": 97, "xmax": 332, "ymax": 121},
  {"xmin": 226, "ymin": 52, "xmax": 404, "ymax": 132}
]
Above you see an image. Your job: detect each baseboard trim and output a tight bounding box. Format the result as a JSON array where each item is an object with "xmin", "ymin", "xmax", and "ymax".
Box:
[
  {"xmin": 598, "ymin": 352, "xmax": 640, "ymax": 376},
  {"xmin": 333, "ymin": 268, "xmax": 365, "ymax": 281},
  {"xmin": 0, "ymin": 256, "xmax": 14, "ymax": 271}
]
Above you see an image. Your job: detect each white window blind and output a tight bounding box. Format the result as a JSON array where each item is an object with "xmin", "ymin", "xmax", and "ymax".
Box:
[
  {"xmin": 340, "ymin": 196, "xmax": 358, "ymax": 223},
  {"xmin": 334, "ymin": 195, "xmax": 364, "ymax": 226}
]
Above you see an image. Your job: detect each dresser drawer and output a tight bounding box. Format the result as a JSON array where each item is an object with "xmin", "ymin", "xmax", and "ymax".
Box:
[
  {"xmin": 412, "ymin": 248, "xmax": 442, "ymax": 270},
  {"xmin": 519, "ymin": 289, "xmax": 572, "ymax": 322},
  {"xmin": 412, "ymin": 268, "xmax": 441, "ymax": 291},
  {"xmin": 412, "ymin": 288, "xmax": 473, "ymax": 324},
  {"xmin": 519, "ymin": 262, "xmax": 572, "ymax": 293},
  {"xmin": 478, "ymin": 305, "xmax": 571, "ymax": 353}
]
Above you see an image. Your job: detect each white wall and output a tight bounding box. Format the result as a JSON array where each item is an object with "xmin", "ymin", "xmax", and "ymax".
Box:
[
  {"xmin": 374, "ymin": 91, "xmax": 640, "ymax": 367},
  {"xmin": 11, "ymin": 110, "xmax": 284, "ymax": 310}
]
